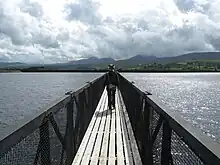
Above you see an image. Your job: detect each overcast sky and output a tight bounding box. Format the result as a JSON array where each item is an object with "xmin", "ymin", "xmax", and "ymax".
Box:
[{"xmin": 0, "ymin": 0, "xmax": 220, "ymax": 63}]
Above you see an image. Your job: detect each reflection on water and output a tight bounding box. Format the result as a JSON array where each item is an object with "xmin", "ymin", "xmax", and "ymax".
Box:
[{"xmin": 122, "ymin": 73, "xmax": 220, "ymax": 143}]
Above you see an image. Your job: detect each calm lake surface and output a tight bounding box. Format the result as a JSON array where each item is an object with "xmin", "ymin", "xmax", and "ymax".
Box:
[
  {"xmin": 0, "ymin": 72, "xmax": 220, "ymax": 142},
  {"xmin": 0, "ymin": 73, "xmax": 102, "ymax": 128}
]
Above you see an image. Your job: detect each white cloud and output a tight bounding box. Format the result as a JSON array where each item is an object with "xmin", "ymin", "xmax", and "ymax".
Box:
[{"xmin": 0, "ymin": 0, "xmax": 220, "ymax": 63}]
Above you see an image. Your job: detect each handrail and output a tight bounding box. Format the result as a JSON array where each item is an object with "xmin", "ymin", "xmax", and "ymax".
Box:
[
  {"xmin": 1, "ymin": 71, "xmax": 220, "ymax": 165},
  {"xmin": 146, "ymin": 95, "xmax": 220, "ymax": 164},
  {"xmin": 118, "ymin": 72, "xmax": 220, "ymax": 165},
  {"xmin": 0, "ymin": 95, "xmax": 71, "ymax": 156},
  {"xmin": 0, "ymin": 73, "xmax": 106, "ymax": 165}
]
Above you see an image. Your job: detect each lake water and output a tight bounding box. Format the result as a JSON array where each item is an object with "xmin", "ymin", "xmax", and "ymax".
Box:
[
  {"xmin": 0, "ymin": 73, "xmax": 102, "ymax": 128},
  {"xmin": 0, "ymin": 72, "xmax": 220, "ymax": 143},
  {"xmin": 123, "ymin": 73, "xmax": 220, "ymax": 142}
]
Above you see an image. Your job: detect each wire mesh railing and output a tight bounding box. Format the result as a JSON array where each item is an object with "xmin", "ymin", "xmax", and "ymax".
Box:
[
  {"xmin": 118, "ymin": 73, "xmax": 220, "ymax": 165},
  {"xmin": 0, "ymin": 74, "xmax": 106, "ymax": 165},
  {"xmin": 1, "ymin": 71, "xmax": 220, "ymax": 165}
]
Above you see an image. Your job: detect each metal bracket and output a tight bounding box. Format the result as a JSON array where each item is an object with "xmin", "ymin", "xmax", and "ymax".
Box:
[
  {"xmin": 145, "ymin": 91, "xmax": 152, "ymax": 95},
  {"xmin": 65, "ymin": 91, "xmax": 73, "ymax": 95}
]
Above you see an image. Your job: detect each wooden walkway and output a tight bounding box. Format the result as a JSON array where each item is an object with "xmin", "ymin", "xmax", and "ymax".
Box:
[{"xmin": 72, "ymin": 88, "xmax": 142, "ymax": 165}]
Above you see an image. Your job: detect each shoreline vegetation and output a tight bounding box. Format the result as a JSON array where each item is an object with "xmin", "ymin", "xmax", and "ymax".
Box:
[
  {"xmin": 1, "ymin": 69, "xmax": 220, "ymax": 73},
  {"xmin": 0, "ymin": 69, "xmax": 21, "ymax": 73},
  {"xmin": 1, "ymin": 63, "xmax": 220, "ymax": 72},
  {"xmin": 1, "ymin": 59, "xmax": 220, "ymax": 73},
  {"xmin": 1, "ymin": 52, "xmax": 220, "ymax": 73},
  {"xmin": 21, "ymin": 70, "xmax": 220, "ymax": 73},
  {"xmin": 20, "ymin": 70, "xmax": 220, "ymax": 72}
]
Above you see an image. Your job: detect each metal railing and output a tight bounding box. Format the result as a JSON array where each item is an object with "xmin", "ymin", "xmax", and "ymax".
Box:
[
  {"xmin": 118, "ymin": 73, "xmax": 220, "ymax": 165},
  {"xmin": 1, "ymin": 71, "xmax": 220, "ymax": 165},
  {"xmin": 0, "ymin": 74, "xmax": 106, "ymax": 165}
]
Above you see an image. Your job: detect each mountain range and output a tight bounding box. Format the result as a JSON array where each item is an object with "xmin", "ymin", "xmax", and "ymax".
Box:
[
  {"xmin": 63, "ymin": 52, "xmax": 220, "ymax": 67},
  {"xmin": 69, "ymin": 57, "xmax": 115, "ymax": 65},
  {"xmin": 1, "ymin": 52, "xmax": 220, "ymax": 69}
]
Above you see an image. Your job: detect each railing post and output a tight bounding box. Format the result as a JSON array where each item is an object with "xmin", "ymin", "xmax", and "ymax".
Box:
[
  {"xmin": 86, "ymin": 82, "xmax": 93, "ymax": 123},
  {"xmin": 161, "ymin": 120, "xmax": 173, "ymax": 165},
  {"xmin": 143, "ymin": 99, "xmax": 153, "ymax": 165},
  {"xmin": 40, "ymin": 119, "xmax": 51, "ymax": 165},
  {"xmin": 66, "ymin": 95, "xmax": 74, "ymax": 165}
]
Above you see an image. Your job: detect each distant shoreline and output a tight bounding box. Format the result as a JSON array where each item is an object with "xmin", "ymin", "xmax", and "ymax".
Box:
[
  {"xmin": 0, "ymin": 70, "xmax": 21, "ymax": 73},
  {"xmin": 19, "ymin": 69, "xmax": 220, "ymax": 73},
  {"xmin": 1, "ymin": 69, "xmax": 220, "ymax": 73}
]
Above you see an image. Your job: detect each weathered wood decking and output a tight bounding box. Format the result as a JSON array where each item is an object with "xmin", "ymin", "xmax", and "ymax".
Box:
[{"xmin": 72, "ymin": 88, "xmax": 142, "ymax": 165}]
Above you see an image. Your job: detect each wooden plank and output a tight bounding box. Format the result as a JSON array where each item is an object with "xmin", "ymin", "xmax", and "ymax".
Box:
[
  {"xmin": 72, "ymin": 88, "xmax": 142, "ymax": 165},
  {"xmin": 72, "ymin": 89, "xmax": 107, "ymax": 165},
  {"xmin": 115, "ymin": 89, "xmax": 125, "ymax": 165},
  {"xmin": 80, "ymin": 90, "xmax": 107, "ymax": 165},
  {"xmin": 118, "ymin": 92, "xmax": 134, "ymax": 165},
  {"xmin": 90, "ymin": 95, "xmax": 108, "ymax": 165},
  {"xmin": 99, "ymin": 95, "xmax": 111, "ymax": 165},
  {"xmin": 119, "ymin": 91, "xmax": 143, "ymax": 165},
  {"xmin": 108, "ymin": 96, "xmax": 116, "ymax": 165},
  {"xmin": 72, "ymin": 90, "xmax": 106, "ymax": 164}
]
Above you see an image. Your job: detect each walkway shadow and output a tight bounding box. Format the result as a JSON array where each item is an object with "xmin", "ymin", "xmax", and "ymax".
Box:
[{"xmin": 95, "ymin": 108, "xmax": 115, "ymax": 117}]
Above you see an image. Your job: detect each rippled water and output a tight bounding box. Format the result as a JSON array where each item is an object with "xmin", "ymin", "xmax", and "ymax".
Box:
[
  {"xmin": 0, "ymin": 73, "xmax": 102, "ymax": 128},
  {"xmin": 122, "ymin": 73, "xmax": 220, "ymax": 142},
  {"xmin": 0, "ymin": 72, "xmax": 220, "ymax": 143}
]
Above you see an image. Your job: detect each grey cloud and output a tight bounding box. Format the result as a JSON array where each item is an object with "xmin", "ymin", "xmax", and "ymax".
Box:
[
  {"xmin": 34, "ymin": 35, "xmax": 60, "ymax": 49},
  {"xmin": 207, "ymin": 36, "xmax": 220, "ymax": 51},
  {"xmin": 5, "ymin": 50, "xmax": 41, "ymax": 63},
  {"xmin": 0, "ymin": 9, "xmax": 25, "ymax": 45},
  {"xmin": 86, "ymin": 26, "xmax": 130, "ymax": 58},
  {"xmin": 0, "ymin": 1, "xmax": 60, "ymax": 49},
  {"xmin": 85, "ymin": 14, "xmax": 217, "ymax": 59},
  {"xmin": 174, "ymin": 0, "xmax": 196, "ymax": 12},
  {"xmin": 167, "ymin": 25, "xmax": 196, "ymax": 41},
  {"xmin": 20, "ymin": 0, "xmax": 43, "ymax": 18},
  {"xmin": 97, "ymin": 4, "xmax": 219, "ymax": 58},
  {"xmin": 129, "ymin": 25, "xmax": 213, "ymax": 57},
  {"xmin": 103, "ymin": 17, "xmax": 114, "ymax": 24},
  {"xmin": 0, "ymin": 54, "xmax": 10, "ymax": 62},
  {"xmin": 65, "ymin": 0, "xmax": 101, "ymax": 25},
  {"xmin": 174, "ymin": 0, "xmax": 211, "ymax": 14},
  {"xmin": 43, "ymin": 49, "xmax": 71, "ymax": 63},
  {"xmin": 57, "ymin": 30, "xmax": 70, "ymax": 42}
]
